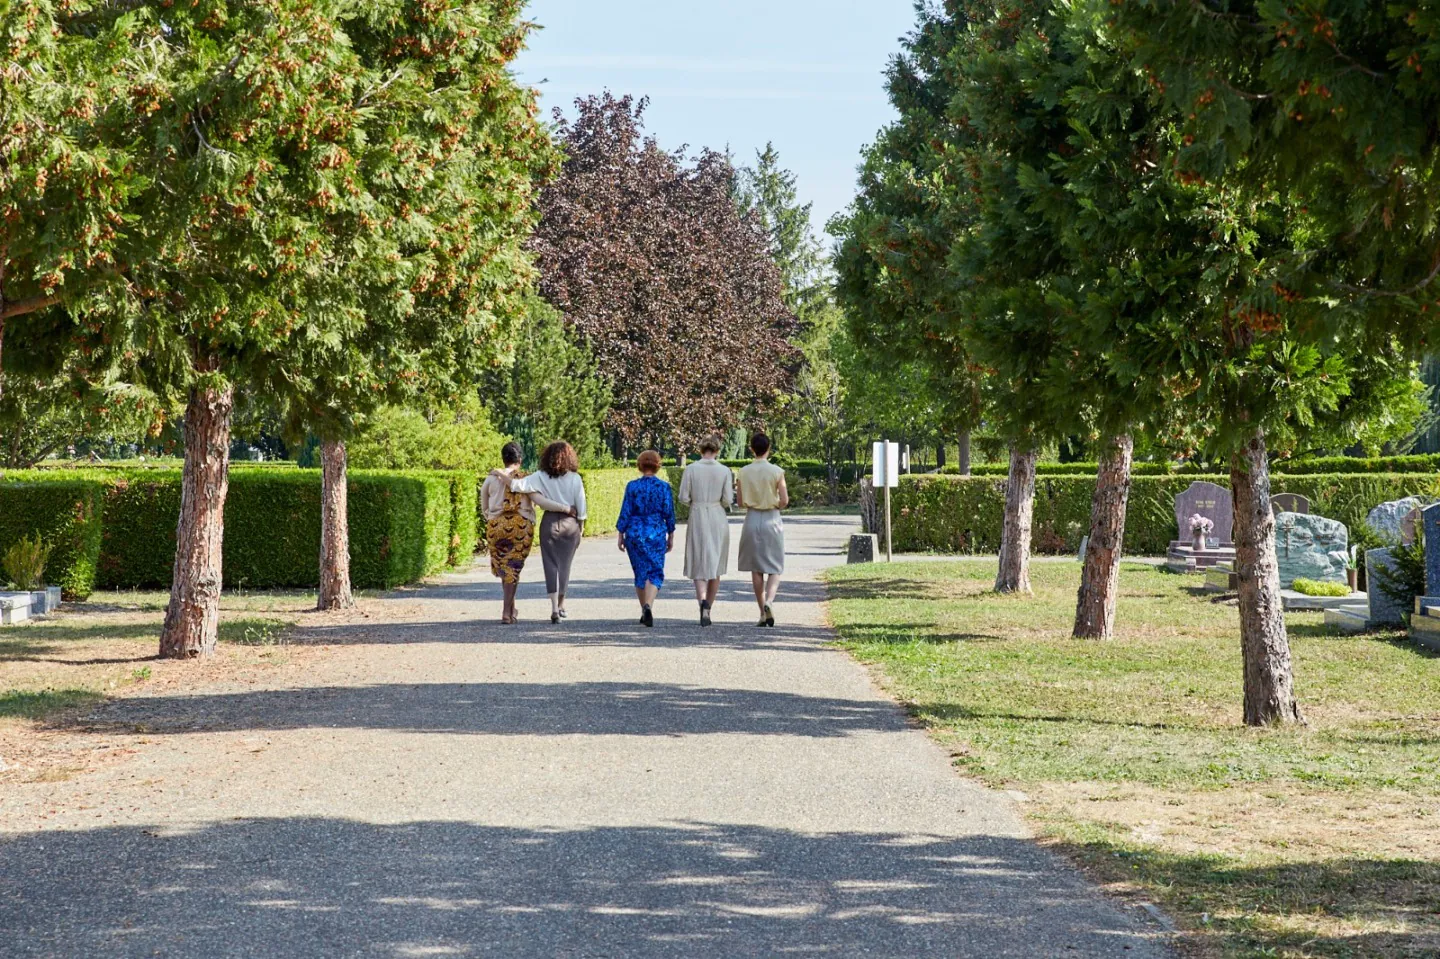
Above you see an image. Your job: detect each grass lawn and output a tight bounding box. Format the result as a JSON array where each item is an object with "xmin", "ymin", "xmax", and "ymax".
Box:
[{"xmin": 825, "ymin": 559, "xmax": 1440, "ymax": 959}]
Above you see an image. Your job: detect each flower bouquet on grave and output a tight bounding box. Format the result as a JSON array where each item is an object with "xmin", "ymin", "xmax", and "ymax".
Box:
[{"xmin": 1189, "ymin": 514, "xmax": 1214, "ymax": 552}]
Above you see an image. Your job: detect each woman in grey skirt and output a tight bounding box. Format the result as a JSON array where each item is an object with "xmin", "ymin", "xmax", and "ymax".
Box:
[
  {"xmin": 511, "ymin": 441, "xmax": 587, "ymax": 624},
  {"xmin": 737, "ymin": 432, "xmax": 789, "ymax": 627}
]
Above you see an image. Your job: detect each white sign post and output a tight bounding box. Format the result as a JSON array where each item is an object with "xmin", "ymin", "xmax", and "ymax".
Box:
[{"xmin": 873, "ymin": 440, "xmax": 900, "ymax": 562}]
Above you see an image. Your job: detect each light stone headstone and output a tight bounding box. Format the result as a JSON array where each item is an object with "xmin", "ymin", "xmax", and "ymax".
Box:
[
  {"xmin": 1174, "ymin": 481, "xmax": 1233, "ymax": 546},
  {"xmin": 1366, "ymin": 497, "xmax": 1426, "ymax": 545},
  {"xmin": 1270, "ymin": 493, "xmax": 1310, "ymax": 515},
  {"xmin": 1365, "ymin": 548, "xmax": 1406, "ymax": 626},
  {"xmin": 1274, "ymin": 512, "xmax": 1349, "ymax": 587},
  {"xmin": 1401, "ymin": 507, "xmax": 1421, "ymax": 547}
]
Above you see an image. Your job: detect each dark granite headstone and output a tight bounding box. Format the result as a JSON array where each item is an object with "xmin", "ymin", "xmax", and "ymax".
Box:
[
  {"xmin": 1270, "ymin": 493, "xmax": 1310, "ymax": 515},
  {"xmin": 1174, "ymin": 481, "xmax": 1233, "ymax": 546},
  {"xmin": 847, "ymin": 533, "xmax": 878, "ymax": 564},
  {"xmin": 1424, "ymin": 503, "xmax": 1440, "ymax": 595}
]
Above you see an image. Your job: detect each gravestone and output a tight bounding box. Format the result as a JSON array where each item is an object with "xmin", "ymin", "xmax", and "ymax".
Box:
[
  {"xmin": 1365, "ymin": 548, "xmax": 1406, "ymax": 626},
  {"xmin": 1401, "ymin": 507, "xmax": 1422, "ymax": 547},
  {"xmin": 1366, "ymin": 497, "xmax": 1426, "ymax": 545},
  {"xmin": 1423, "ymin": 503, "xmax": 1440, "ymax": 595},
  {"xmin": 847, "ymin": 533, "xmax": 878, "ymax": 564},
  {"xmin": 1274, "ymin": 511, "xmax": 1349, "ymax": 587},
  {"xmin": 1174, "ymin": 481, "xmax": 1233, "ymax": 546},
  {"xmin": 1270, "ymin": 493, "xmax": 1310, "ymax": 515}
]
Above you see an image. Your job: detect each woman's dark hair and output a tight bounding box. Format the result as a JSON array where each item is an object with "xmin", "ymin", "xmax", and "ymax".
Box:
[
  {"xmin": 539, "ymin": 441, "xmax": 578, "ymax": 478},
  {"xmin": 501, "ymin": 442, "xmax": 524, "ymax": 467},
  {"xmin": 636, "ymin": 450, "xmax": 662, "ymax": 474},
  {"xmin": 750, "ymin": 432, "xmax": 772, "ymax": 457}
]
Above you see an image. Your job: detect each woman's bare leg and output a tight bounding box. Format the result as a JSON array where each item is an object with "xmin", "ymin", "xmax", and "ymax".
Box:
[
  {"xmin": 502, "ymin": 581, "xmax": 518, "ymax": 621},
  {"xmin": 765, "ymin": 574, "xmax": 781, "ymax": 605},
  {"xmin": 751, "ymin": 572, "xmax": 765, "ymax": 610},
  {"xmin": 643, "ymin": 582, "xmax": 659, "ymax": 606},
  {"xmin": 705, "ymin": 579, "xmax": 720, "ymax": 606},
  {"xmin": 693, "ymin": 579, "xmax": 708, "ymax": 603}
]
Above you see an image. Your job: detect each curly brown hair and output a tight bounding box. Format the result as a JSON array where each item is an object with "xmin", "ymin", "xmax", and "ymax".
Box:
[{"xmin": 539, "ymin": 441, "xmax": 578, "ymax": 478}]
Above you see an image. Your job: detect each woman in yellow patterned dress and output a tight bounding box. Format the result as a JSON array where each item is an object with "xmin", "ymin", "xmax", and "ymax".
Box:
[{"xmin": 481, "ymin": 442, "xmax": 535, "ymax": 624}]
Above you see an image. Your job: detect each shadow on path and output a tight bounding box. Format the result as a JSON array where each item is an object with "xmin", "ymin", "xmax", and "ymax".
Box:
[
  {"xmin": 0, "ymin": 818, "xmax": 1167, "ymax": 958},
  {"xmin": 56, "ymin": 681, "xmax": 907, "ymax": 738}
]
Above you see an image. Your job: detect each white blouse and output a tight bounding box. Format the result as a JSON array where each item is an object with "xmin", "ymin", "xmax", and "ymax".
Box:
[{"xmin": 512, "ymin": 470, "xmax": 588, "ymax": 521}]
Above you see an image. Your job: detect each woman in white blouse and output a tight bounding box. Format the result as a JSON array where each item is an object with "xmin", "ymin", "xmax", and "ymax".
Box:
[{"xmin": 511, "ymin": 441, "xmax": 587, "ymax": 623}]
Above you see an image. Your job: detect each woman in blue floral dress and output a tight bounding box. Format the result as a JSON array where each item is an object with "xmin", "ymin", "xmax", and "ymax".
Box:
[{"xmin": 616, "ymin": 450, "xmax": 676, "ymax": 627}]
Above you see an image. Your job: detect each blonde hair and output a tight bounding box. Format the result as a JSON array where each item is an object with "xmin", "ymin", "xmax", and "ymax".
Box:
[{"xmin": 699, "ymin": 434, "xmax": 723, "ymax": 455}]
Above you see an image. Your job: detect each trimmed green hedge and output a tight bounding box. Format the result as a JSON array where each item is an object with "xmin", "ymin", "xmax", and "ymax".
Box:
[
  {"xmin": 940, "ymin": 454, "xmax": 1440, "ymax": 478},
  {"xmin": 889, "ymin": 472, "xmax": 1440, "ymax": 555},
  {"xmin": 2, "ymin": 467, "xmax": 464, "ymax": 593},
  {"xmin": 0, "ymin": 479, "xmax": 106, "ymax": 599},
  {"xmin": 442, "ymin": 471, "xmax": 480, "ymax": 565},
  {"xmin": 580, "ymin": 468, "xmax": 634, "ymax": 537}
]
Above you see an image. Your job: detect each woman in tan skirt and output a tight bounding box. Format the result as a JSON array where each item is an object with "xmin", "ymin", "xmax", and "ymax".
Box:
[
  {"xmin": 511, "ymin": 441, "xmax": 587, "ymax": 624},
  {"xmin": 737, "ymin": 432, "xmax": 789, "ymax": 627},
  {"xmin": 678, "ymin": 434, "xmax": 734, "ymax": 626}
]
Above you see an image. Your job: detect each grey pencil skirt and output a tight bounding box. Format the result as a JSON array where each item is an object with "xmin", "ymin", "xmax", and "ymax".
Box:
[
  {"xmin": 738, "ymin": 509, "xmax": 785, "ymax": 575},
  {"xmin": 540, "ymin": 512, "xmax": 583, "ymax": 595}
]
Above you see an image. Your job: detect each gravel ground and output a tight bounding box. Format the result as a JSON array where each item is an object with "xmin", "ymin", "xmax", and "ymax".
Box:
[{"xmin": 0, "ymin": 515, "xmax": 1171, "ymax": 958}]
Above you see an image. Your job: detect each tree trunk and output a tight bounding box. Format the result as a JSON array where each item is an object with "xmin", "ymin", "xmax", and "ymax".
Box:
[
  {"xmin": 1231, "ymin": 428, "xmax": 1304, "ymax": 726},
  {"xmin": 159, "ymin": 383, "xmax": 234, "ymax": 659},
  {"xmin": 1073, "ymin": 433, "xmax": 1133, "ymax": 639},
  {"xmin": 318, "ymin": 439, "xmax": 355, "ymax": 611},
  {"xmin": 936, "ymin": 442, "xmax": 946, "ymax": 470},
  {"xmin": 958, "ymin": 430, "xmax": 972, "ymax": 477},
  {"xmin": 995, "ymin": 445, "xmax": 1037, "ymax": 594}
]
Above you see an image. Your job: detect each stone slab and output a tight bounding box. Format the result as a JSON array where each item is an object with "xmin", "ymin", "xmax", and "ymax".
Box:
[
  {"xmin": 1324, "ymin": 605, "xmax": 1370, "ymax": 633},
  {"xmin": 0, "ymin": 592, "xmax": 31, "ymax": 625},
  {"xmin": 847, "ymin": 533, "xmax": 879, "ymax": 564},
  {"xmin": 1365, "ymin": 548, "xmax": 1407, "ymax": 627},
  {"xmin": 1275, "ymin": 511, "xmax": 1349, "ymax": 587},
  {"xmin": 1204, "ymin": 566, "xmax": 1237, "ymax": 592},
  {"xmin": 1281, "ymin": 588, "xmax": 1367, "ymax": 612},
  {"xmin": 1174, "ymin": 481, "xmax": 1232, "ymax": 547},
  {"xmin": 1409, "ymin": 612, "xmax": 1440, "ymax": 652},
  {"xmin": 1425, "ymin": 504, "xmax": 1440, "ymax": 595}
]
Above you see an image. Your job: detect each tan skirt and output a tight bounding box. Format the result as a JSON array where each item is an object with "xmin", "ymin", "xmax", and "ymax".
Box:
[{"xmin": 738, "ymin": 509, "xmax": 784, "ymax": 574}]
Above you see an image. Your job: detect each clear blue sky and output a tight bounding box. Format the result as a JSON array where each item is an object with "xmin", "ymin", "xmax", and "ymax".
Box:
[{"xmin": 514, "ymin": 0, "xmax": 919, "ymax": 237}]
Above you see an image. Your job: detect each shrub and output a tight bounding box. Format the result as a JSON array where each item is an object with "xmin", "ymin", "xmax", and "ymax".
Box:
[
  {"xmin": 580, "ymin": 468, "xmax": 634, "ymax": 537},
  {"xmin": 0, "ymin": 478, "xmax": 105, "ymax": 599},
  {"xmin": 347, "ymin": 395, "xmax": 507, "ymax": 474},
  {"xmin": 3, "ymin": 534, "xmax": 53, "ymax": 590},
  {"xmin": 1375, "ymin": 537, "xmax": 1428, "ymax": 623},
  {"xmin": 887, "ymin": 473, "xmax": 1440, "ymax": 555},
  {"xmin": 1291, "ymin": 578, "xmax": 1352, "ymax": 597},
  {"xmin": 442, "ymin": 471, "xmax": 480, "ymax": 566}
]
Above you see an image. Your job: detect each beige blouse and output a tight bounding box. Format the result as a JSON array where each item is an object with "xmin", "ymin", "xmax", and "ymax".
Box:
[{"xmin": 738, "ymin": 459, "xmax": 785, "ymax": 511}]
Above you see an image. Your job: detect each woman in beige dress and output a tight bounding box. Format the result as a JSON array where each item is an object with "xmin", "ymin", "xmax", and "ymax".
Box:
[
  {"xmin": 737, "ymin": 432, "xmax": 789, "ymax": 627},
  {"xmin": 678, "ymin": 434, "xmax": 734, "ymax": 626}
]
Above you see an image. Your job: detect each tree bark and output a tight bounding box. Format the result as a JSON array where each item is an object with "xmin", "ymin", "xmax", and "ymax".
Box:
[
  {"xmin": 159, "ymin": 383, "xmax": 234, "ymax": 659},
  {"xmin": 995, "ymin": 445, "xmax": 1037, "ymax": 594},
  {"xmin": 936, "ymin": 441, "xmax": 946, "ymax": 471},
  {"xmin": 318, "ymin": 439, "xmax": 355, "ymax": 611},
  {"xmin": 958, "ymin": 431, "xmax": 972, "ymax": 477},
  {"xmin": 1073, "ymin": 433, "xmax": 1133, "ymax": 639},
  {"xmin": 1231, "ymin": 428, "xmax": 1304, "ymax": 726}
]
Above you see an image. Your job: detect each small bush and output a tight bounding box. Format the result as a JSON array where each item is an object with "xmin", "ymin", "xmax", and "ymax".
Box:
[
  {"xmin": 3, "ymin": 534, "xmax": 53, "ymax": 590},
  {"xmin": 1375, "ymin": 537, "xmax": 1428, "ymax": 622},
  {"xmin": 1290, "ymin": 578, "xmax": 1352, "ymax": 597},
  {"xmin": 580, "ymin": 468, "xmax": 635, "ymax": 537}
]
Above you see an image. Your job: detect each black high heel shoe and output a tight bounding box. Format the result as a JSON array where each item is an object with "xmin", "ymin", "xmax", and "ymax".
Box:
[
  {"xmin": 699, "ymin": 601, "xmax": 712, "ymax": 627},
  {"xmin": 763, "ymin": 603, "xmax": 775, "ymax": 628},
  {"xmin": 642, "ymin": 605, "xmax": 654, "ymax": 628}
]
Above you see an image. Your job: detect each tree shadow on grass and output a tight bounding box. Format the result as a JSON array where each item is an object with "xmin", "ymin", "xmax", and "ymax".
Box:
[
  {"xmin": 0, "ymin": 688, "xmax": 105, "ymax": 720},
  {"xmin": 0, "ymin": 818, "xmax": 1169, "ymax": 959},
  {"xmin": 1053, "ymin": 838, "xmax": 1439, "ymax": 958}
]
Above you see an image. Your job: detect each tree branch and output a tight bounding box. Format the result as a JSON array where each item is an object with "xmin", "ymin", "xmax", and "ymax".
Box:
[{"xmin": 1, "ymin": 293, "xmax": 60, "ymax": 320}]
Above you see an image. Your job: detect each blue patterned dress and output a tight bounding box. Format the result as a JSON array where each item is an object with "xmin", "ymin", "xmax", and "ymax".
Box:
[{"xmin": 616, "ymin": 475, "xmax": 677, "ymax": 590}]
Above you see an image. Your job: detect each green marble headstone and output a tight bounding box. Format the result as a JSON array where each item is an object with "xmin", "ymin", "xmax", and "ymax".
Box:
[{"xmin": 1274, "ymin": 512, "xmax": 1349, "ymax": 587}]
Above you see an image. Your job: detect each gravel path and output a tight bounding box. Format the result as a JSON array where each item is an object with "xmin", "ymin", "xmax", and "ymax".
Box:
[{"xmin": 1, "ymin": 515, "xmax": 1170, "ymax": 957}]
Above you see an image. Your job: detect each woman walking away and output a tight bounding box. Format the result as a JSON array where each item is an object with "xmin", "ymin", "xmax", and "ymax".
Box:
[
  {"xmin": 512, "ymin": 441, "xmax": 587, "ymax": 624},
  {"xmin": 678, "ymin": 434, "xmax": 734, "ymax": 626},
  {"xmin": 481, "ymin": 442, "xmax": 535, "ymax": 624},
  {"xmin": 738, "ymin": 432, "xmax": 788, "ymax": 627},
  {"xmin": 616, "ymin": 451, "xmax": 676, "ymax": 627}
]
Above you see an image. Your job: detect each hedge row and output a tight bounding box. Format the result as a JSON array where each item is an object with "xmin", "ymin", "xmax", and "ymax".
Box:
[
  {"xmin": 0, "ymin": 468, "xmax": 470, "ymax": 597},
  {"xmin": 941, "ymin": 453, "xmax": 1440, "ymax": 478},
  {"xmin": 886, "ymin": 472, "xmax": 1440, "ymax": 555}
]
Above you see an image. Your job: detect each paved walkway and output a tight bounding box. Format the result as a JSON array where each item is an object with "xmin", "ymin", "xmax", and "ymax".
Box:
[{"xmin": 1, "ymin": 516, "xmax": 1169, "ymax": 957}]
